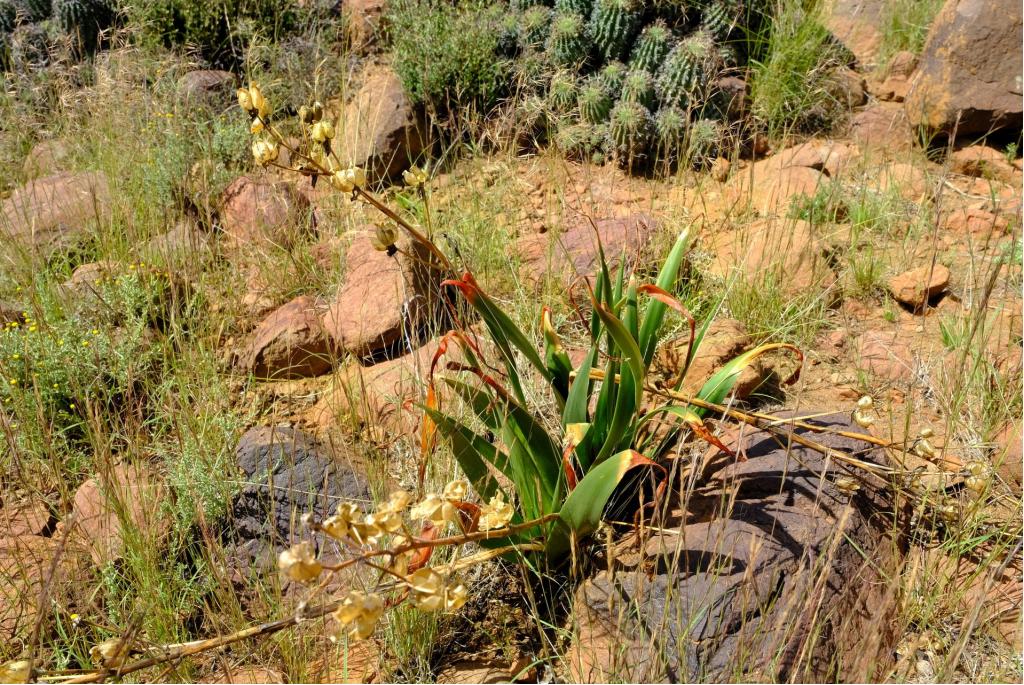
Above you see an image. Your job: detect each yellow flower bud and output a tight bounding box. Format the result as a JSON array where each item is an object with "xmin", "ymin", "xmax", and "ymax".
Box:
[
  {"xmin": 248, "ymin": 83, "xmax": 268, "ymax": 119},
  {"xmin": 251, "ymin": 139, "xmax": 279, "ymax": 166}
]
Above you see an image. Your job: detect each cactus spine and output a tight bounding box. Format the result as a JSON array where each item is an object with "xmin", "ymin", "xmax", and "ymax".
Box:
[
  {"xmin": 548, "ymin": 70, "xmax": 578, "ymax": 113},
  {"xmin": 17, "ymin": 0, "xmax": 51, "ymax": 22},
  {"xmin": 629, "ymin": 20, "xmax": 672, "ymax": 74},
  {"xmin": 520, "ymin": 5, "xmax": 553, "ymax": 50},
  {"xmin": 554, "ymin": 0, "xmax": 593, "ymax": 16},
  {"xmin": 597, "ymin": 60, "xmax": 627, "ymax": 96},
  {"xmin": 587, "ymin": 0, "xmax": 641, "ymax": 62},
  {"xmin": 654, "ymin": 105, "xmax": 687, "ymax": 158},
  {"xmin": 547, "ymin": 11, "xmax": 589, "ymax": 67},
  {"xmin": 577, "ymin": 76, "xmax": 612, "ymax": 123}
]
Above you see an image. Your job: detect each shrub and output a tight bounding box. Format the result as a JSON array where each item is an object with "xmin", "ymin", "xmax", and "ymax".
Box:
[
  {"xmin": 127, "ymin": 0, "xmax": 300, "ymax": 67},
  {"xmin": 389, "ymin": 0, "xmax": 512, "ymax": 114}
]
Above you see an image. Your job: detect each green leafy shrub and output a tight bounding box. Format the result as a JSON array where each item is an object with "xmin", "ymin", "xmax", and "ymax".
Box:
[
  {"xmin": 389, "ymin": 0, "xmax": 511, "ymax": 113},
  {"xmin": 128, "ymin": 0, "xmax": 299, "ymax": 66}
]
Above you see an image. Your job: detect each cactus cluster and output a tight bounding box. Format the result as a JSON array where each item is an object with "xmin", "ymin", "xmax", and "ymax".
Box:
[{"xmin": 503, "ymin": 0, "xmax": 764, "ymax": 170}]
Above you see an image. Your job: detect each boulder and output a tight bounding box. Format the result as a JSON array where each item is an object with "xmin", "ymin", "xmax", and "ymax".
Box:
[
  {"xmin": 70, "ymin": 463, "xmax": 166, "ymax": 567},
  {"xmin": 1, "ymin": 171, "xmax": 111, "ymax": 258},
  {"xmin": 991, "ymin": 420, "xmax": 1023, "ymax": 491},
  {"xmin": 904, "ymin": 0, "xmax": 1023, "ymax": 139},
  {"xmin": 703, "ymin": 219, "xmax": 836, "ymax": 293},
  {"xmin": 1, "ymin": 535, "xmax": 85, "ymax": 640},
  {"xmin": 886, "ymin": 264, "xmax": 950, "ymax": 310},
  {"xmin": 654, "ymin": 318, "xmax": 766, "ymax": 399},
  {"xmin": 823, "ymin": 0, "xmax": 886, "ymax": 66},
  {"xmin": 855, "ymin": 329, "xmax": 916, "ymax": 382},
  {"xmin": 724, "ymin": 156, "xmax": 830, "ymax": 216},
  {"xmin": 566, "ymin": 413, "xmax": 891, "ymax": 682},
  {"xmin": 872, "ymin": 162, "xmax": 931, "ymax": 202},
  {"xmin": 23, "ymin": 140, "xmax": 70, "ymax": 179},
  {"xmin": 242, "ymin": 295, "xmax": 334, "ymax": 380},
  {"xmin": 305, "ymin": 339, "xmax": 439, "ymax": 441},
  {"xmin": 887, "ymin": 51, "xmax": 919, "ymax": 78},
  {"xmin": 344, "ymin": 0, "xmax": 388, "ymax": 52},
  {"xmin": 949, "ymin": 145, "xmax": 1018, "ymax": 183},
  {"xmin": 770, "ymin": 140, "xmax": 856, "ymax": 179},
  {"xmin": 321, "ymin": 230, "xmax": 437, "ymax": 360},
  {"xmin": 338, "ymin": 64, "xmax": 425, "ymax": 183},
  {"xmin": 218, "ymin": 176, "xmax": 311, "ymax": 249},
  {"xmin": 225, "ymin": 426, "xmax": 370, "ymax": 578},
  {"xmin": 142, "ymin": 218, "xmax": 213, "ymax": 265},
  {"xmin": 849, "ymin": 102, "xmax": 915, "ymax": 151},
  {"xmin": 828, "ymin": 67, "xmax": 868, "ymax": 108},
  {"xmin": 176, "ymin": 70, "xmax": 236, "ymax": 107},
  {"xmin": 0, "ymin": 499, "xmax": 51, "ymax": 537},
  {"xmin": 517, "ymin": 213, "xmax": 659, "ymax": 289}
]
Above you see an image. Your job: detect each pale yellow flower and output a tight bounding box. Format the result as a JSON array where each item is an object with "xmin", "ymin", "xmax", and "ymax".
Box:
[
  {"xmin": 0, "ymin": 660, "xmax": 31, "ymax": 684},
  {"xmin": 371, "ymin": 225, "xmax": 398, "ymax": 252},
  {"xmin": 248, "ymin": 83, "xmax": 269, "ymax": 119},
  {"xmin": 332, "ymin": 591, "xmax": 384, "ymax": 640},
  {"xmin": 251, "ymin": 139, "xmax": 279, "ymax": 166},
  {"xmin": 90, "ymin": 637, "xmax": 129, "ymax": 668},
  {"xmin": 442, "ymin": 479, "xmax": 468, "ymax": 501},
  {"xmin": 277, "ymin": 541, "xmax": 322, "ymax": 583},
  {"xmin": 411, "ymin": 479, "xmax": 468, "ymax": 526},
  {"xmin": 406, "ymin": 568, "xmax": 469, "ymax": 612},
  {"xmin": 322, "ymin": 502, "xmax": 361, "ymax": 540},
  {"xmin": 478, "ymin": 492, "xmax": 514, "ymax": 531},
  {"xmin": 330, "ymin": 169, "xmax": 354, "ymax": 192},
  {"xmin": 402, "ymin": 165, "xmax": 428, "ymax": 187},
  {"xmin": 310, "ymin": 119, "xmax": 335, "ymax": 143},
  {"xmin": 250, "ymin": 118, "xmax": 264, "ymax": 135}
]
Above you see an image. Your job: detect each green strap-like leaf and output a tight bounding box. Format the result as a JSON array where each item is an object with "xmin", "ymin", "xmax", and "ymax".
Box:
[
  {"xmin": 694, "ymin": 342, "xmax": 803, "ymax": 415},
  {"xmin": 639, "ymin": 229, "xmax": 690, "ymax": 365},
  {"xmin": 545, "ymin": 450, "xmax": 657, "ymax": 559},
  {"xmin": 422, "ymin": 406, "xmax": 509, "ymax": 502}
]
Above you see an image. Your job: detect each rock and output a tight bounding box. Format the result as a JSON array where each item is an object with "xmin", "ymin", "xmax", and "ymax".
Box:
[
  {"xmin": 61, "ymin": 260, "xmax": 119, "ymax": 298},
  {"xmin": 322, "ymin": 230, "xmax": 437, "ymax": 360},
  {"xmin": 176, "ymin": 70, "xmax": 236, "ymax": 107},
  {"xmin": 71, "ymin": 463, "xmax": 166, "ymax": 567},
  {"xmin": 887, "ymin": 51, "xmax": 919, "ymax": 78},
  {"xmin": 338, "ymin": 64, "xmax": 425, "ymax": 183},
  {"xmin": 887, "ymin": 264, "xmax": 950, "ymax": 310},
  {"xmin": 849, "ymin": 102, "xmax": 915, "ymax": 151},
  {"xmin": 218, "ymin": 176, "xmax": 311, "ymax": 249},
  {"xmin": 771, "ymin": 140, "xmax": 856, "ymax": 178},
  {"xmin": 904, "ymin": 0, "xmax": 1023, "ymax": 139},
  {"xmin": 344, "ymin": 0, "xmax": 388, "ymax": 52},
  {"xmin": 824, "ymin": 0, "xmax": 886, "ymax": 67},
  {"xmin": 0, "ymin": 499, "xmax": 51, "ymax": 537},
  {"xmin": 225, "ymin": 426, "xmax": 369, "ymax": 578},
  {"xmin": 23, "ymin": 140, "xmax": 70, "ymax": 179},
  {"xmin": 949, "ymin": 146, "xmax": 1018, "ymax": 183},
  {"xmin": 242, "ymin": 295, "xmax": 334, "ymax": 380},
  {"xmin": 516, "ymin": 213, "xmax": 659, "ymax": 288},
  {"xmin": 703, "ymin": 219, "xmax": 836, "ymax": 293},
  {"xmin": 1, "ymin": 171, "xmax": 111, "ymax": 258},
  {"xmin": 436, "ymin": 660, "xmax": 510, "ymax": 684},
  {"xmin": 713, "ymin": 75, "xmax": 749, "ymax": 120},
  {"xmin": 142, "ymin": 218, "xmax": 213, "ymax": 265},
  {"xmin": 710, "ymin": 157, "xmax": 730, "ymax": 182},
  {"xmin": 305, "ymin": 340, "xmax": 439, "ymax": 441},
  {"xmin": 872, "ymin": 75, "xmax": 911, "ymax": 102},
  {"xmin": 873, "ymin": 162, "xmax": 930, "ymax": 201},
  {"xmin": 567, "ymin": 413, "xmax": 889, "ymax": 682},
  {"xmin": 724, "ymin": 158, "xmax": 829, "ymax": 216},
  {"xmin": 855, "ymin": 329, "xmax": 916, "ymax": 382},
  {"xmin": 939, "ymin": 207, "xmax": 1010, "ymax": 238},
  {"xmin": 654, "ymin": 318, "xmax": 766, "ymax": 399},
  {"xmin": 828, "ymin": 67, "xmax": 868, "ymax": 108},
  {"xmin": 0, "ymin": 535, "xmax": 85, "ymax": 640},
  {"xmin": 991, "ymin": 420, "xmax": 1022, "ymax": 491}
]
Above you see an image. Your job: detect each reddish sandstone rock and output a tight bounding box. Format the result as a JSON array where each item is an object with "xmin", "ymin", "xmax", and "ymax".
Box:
[
  {"xmin": 724, "ymin": 161, "xmax": 828, "ymax": 216},
  {"xmin": 905, "ymin": 0, "xmax": 1023, "ymax": 139},
  {"xmin": 218, "ymin": 175, "xmax": 310, "ymax": 249},
  {"xmin": 1, "ymin": 171, "xmax": 111, "ymax": 257},
  {"xmin": 22, "ymin": 139, "xmax": 70, "ymax": 179},
  {"xmin": 0, "ymin": 499, "xmax": 51, "ymax": 537},
  {"xmin": 654, "ymin": 318, "xmax": 766, "ymax": 399},
  {"xmin": 849, "ymin": 102, "xmax": 915, "ymax": 151},
  {"xmin": 887, "ymin": 264, "xmax": 950, "ymax": 310},
  {"xmin": 70, "ymin": 463, "xmax": 166, "ymax": 567},
  {"xmin": 242, "ymin": 295, "xmax": 333, "ymax": 380},
  {"xmin": 0, "ymin": 535, "xmax": 84, "ymax": 640},
  {"xmin": 949, "ymin": 146, "xmax": 1018, "ymax": 184},
  {"xmin": 344, "ymin": 0, "xmax": 389, "ymax": 52},
  {"xmin": 991, "ymin": 420, "xmax": 1023, "ymax": 491},
  {"xmin": 855, "ymin": 329, "xmax": 916, "ymax": 382},
  {"xmin": 939, "ymin": 207, "xmax": 1010, "ymax": 238}
]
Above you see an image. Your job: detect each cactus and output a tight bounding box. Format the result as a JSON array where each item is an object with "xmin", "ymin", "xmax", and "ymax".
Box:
[
  {"xmin": 516, "ymin": 94, "xmax": 553, "ymax": 135},
  {"xmin": 514, "ymin": 48, "xmax": 552, "ymax": 94},
  {"xmin": 684, "ymin": 117, "xmax": 722, "ymax": 168},
  {"xmin": 620, "ymin": 68, "xmax": 656, "ymax": 110},
  {"xmin": 554, "ymin": 0, "xmax": 593, "ymax": 16},
  {"xmin": 700, "ymin": 0, "xmax": 738, "ymax": 43},
  {"xmin": 577, "ymin": 75, "xmax": 612, "ymax": 123},
  {"xmin": 54, "ymin": 0, "xmax": 114, "ymax": 54},
  {"xmin": 654, "ymin": 105, "xmax": 687, "ymax": 161},
  {"xmin": 608, "ymin": 99, "xmax": 653, "ymax": 164},
  {"xmin": 597, "ymin": 60, "xmax": 627, "ymax": 96},
  {"xmin": 520, "ymin": 5, "xmax": 553, "ymax": 50},
  {"xmin": 512, "ymin": 0, "xmax": 550, "ymax": 10},
  {"xmin": 497, "ymin": 11, "xmax": 521, "ymax": 57},
  {"xmin": 629, "ymin": 20, "xmax": 672, "ymax": 74},
  {"xmin": 547, "ymin": 11, "xmax": 589, "ymax": 67},
  {"xmin": 553, "ymin": 120, "xmax": 604, "ymax": 160},
  {"xmin": 9, "ymin": 21, "xmax": 51, "ymax": 69},
  {"xmin": 587, "ymin": 0, "xmax": 642, "ymax": 62},
  {"xmin": 655, "ymin": 30, "xmax": 717, "ymax": 109},
  {"xmin": 16, "ymin": 0, "xmax": 51, "ymax": 22},
  {"xmin": 718, "ymin": 41, "xmax": 741, "ymax": 69},
  {"xmin": 548, "ymin": 70, "xmax": 578, "ymax": 113}
]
